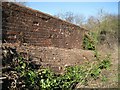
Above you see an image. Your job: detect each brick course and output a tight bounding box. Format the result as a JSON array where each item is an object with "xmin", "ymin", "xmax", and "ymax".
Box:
[{"xmin": 2, "ymin": 2, "xmax": 87, "ymax": 49}]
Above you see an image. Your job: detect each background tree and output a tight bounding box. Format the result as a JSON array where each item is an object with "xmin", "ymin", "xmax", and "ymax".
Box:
[
  {"xmin": 55, "ymin": 10, "xmax": 118, "ymax": 48},
  {"xmin": 54, "ymin": 11, "xmax": 86, "ymax": 26}
]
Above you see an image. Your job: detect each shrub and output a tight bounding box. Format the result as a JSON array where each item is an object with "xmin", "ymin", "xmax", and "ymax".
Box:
[{"xmin": 83, "ymin": 32, "xmax": 98, "ymax": 50}]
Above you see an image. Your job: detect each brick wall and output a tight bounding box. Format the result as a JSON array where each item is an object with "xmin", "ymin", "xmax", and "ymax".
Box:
[{"xmin": 2, "ymin": 2, "xmax": 87, "ymax": 49}]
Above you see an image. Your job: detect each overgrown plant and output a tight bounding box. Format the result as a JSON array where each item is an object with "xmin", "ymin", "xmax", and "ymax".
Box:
[
  {"xmin": 90, "ymin": 55, "xmax": 111, "ymax": 79},
  {"xmin": 83, "ymin": 32, "xmax": 98, "ymax": 50},
  {"xmin": 2, "ymin": 43, "xmax": 111, "ymax": 89}
]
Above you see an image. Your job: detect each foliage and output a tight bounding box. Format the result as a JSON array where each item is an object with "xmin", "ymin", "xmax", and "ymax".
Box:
[
  {"xmin": 98, "ymin": 55, "xmax": 111, "ymax": 70},
  {"xmin": 90, "ymin": 55, "xmax": 111, "ymax": 79},
  {"xmin": 2, "ymin": 8, "xmax": 116, "ymax": 89},
  {"xmin": 56, "ymin": 11, "xmax": 118, "ymax": 47},
  {"xmin": 101, "ymin": 75, "xmax": 107, "ymax": 82},
  {"xmin": 85, "ymin": 12, "xmax": 118, "ymax": 46},
  {"xmin": 83, "ymin": 32, "xmax": 98, "ymax": 50},
  {"xmin": 2, "ymin": 46, "xmax": 111, "ymax": 89}
]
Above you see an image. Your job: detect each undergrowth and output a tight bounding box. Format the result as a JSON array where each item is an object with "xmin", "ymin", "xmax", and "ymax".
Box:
[
  {"xmin": 2, "ymin": 47, "xmax": 111, "ymax": 89},
  {"xmin": 83, "ymin": 32, "xmax": 98, "ymax": 50}
]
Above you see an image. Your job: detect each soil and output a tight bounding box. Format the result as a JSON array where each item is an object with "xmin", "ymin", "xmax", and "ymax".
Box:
[{"xmin": 76, "ymin": 42, "xmax": 118, "ymax": 88}]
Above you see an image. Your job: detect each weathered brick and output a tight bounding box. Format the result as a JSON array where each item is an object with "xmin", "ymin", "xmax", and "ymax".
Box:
[{"xmin": 2, "ymin": 2, "xmax": 88, "ymax": 49}]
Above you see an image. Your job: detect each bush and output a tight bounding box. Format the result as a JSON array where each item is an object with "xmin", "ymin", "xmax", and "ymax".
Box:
[{"xmin": 83, "ymin": 32, "xmax": 98, "ymax": 50}]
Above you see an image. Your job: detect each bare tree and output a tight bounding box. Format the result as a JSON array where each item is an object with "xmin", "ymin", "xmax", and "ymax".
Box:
[
  {"xmin": 15, "ymin": 0, "xmax": 27, "ymax": 6},
  {"xmin": 54, "ymin": 11, "xmax": 86, "ymax": 26},
  {"xmin": 64, "ymin": 12, "xmax": 74, "ymax": 23},
  {"xmin": 55, "ymin": 12, "xmax": 74, "ymax": 23},
  {"xmin": 73, "ymin": 14, "xmax": 85, "ymax": 26}
]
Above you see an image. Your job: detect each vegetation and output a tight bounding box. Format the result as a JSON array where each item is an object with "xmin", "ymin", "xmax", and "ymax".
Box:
[
  {"xmin": 83, "ymin": 32, "xmax": 98, "ymax": 50},
  {"xmin": 55, "ymin": 10, "xmax": 118, "ymax": 47},
  {"xmin": 2, "ymin": 9, "xmax": 117, "ymax": 89},
  {"xmin": 2, "ymin": 46, "xmax": 111, "ymax": 89}
]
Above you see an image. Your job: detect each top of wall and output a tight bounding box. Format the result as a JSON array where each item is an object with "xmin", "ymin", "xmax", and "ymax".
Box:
[{"xmin": 2, "ymin": 2, "xmax": 87, "ymax": 31}]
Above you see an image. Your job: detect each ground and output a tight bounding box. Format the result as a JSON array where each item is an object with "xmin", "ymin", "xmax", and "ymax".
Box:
[
  {"xmin": 2, "ymin": 37, "xmax": 119, "ymax": 89},
  {"xmin": 76, "ymin": 40, "xmax": 118, "ymax": 88}
]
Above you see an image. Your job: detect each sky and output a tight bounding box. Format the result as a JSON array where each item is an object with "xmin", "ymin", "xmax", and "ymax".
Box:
[
  {"xmin": 27, "ymin": 2, "xmax": 118, "ymax": 19},
  {"xmin": 15, "ymin": 0, "xmax": 119, "ymax": 2}
]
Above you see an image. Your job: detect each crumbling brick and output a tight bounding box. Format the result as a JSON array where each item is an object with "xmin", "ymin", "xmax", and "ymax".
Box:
[{"xmin": 2, "ymin": 2, "xmax": 88, "ymax": 49}]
